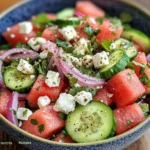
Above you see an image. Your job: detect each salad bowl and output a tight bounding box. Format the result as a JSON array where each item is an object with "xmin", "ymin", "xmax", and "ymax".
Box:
[{"xmin": 0, "ymin": 0, "xmax": 150, "ymax": 150}]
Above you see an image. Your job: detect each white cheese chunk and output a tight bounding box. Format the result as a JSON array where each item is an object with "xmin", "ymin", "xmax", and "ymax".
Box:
[
  {"xmin": 17, "ymin": 59, "xmax": 34, "ymax": 74},
  {"xmin": 39, "ymin": 50, "xmax": 49, "ymax": 59},
  {"xmin": 38, "ymin": 96, "xmax": 51, "ymax": 108},
  {"xmin": 16, "ymin": 108, "xmax": 32, "ymax": 120},
  {"xmin": 74, "ymin": 91, "xmax": 92, "ymax": 106},
  {"xmin": 93, "ymin": 51, "xmax": 109, "ymax": 69},
  {"xmin": 59, "ymin": 26, "xmax": 77, "ymax": 41},
  {"xmin": 54, "ymin": 93, "xmax": 75, "ymax": 114},
  {"xmin": 28, "ymin": 37, "xmax": 46, "ymax": 51},
  {"xmin": 73, "ymin": 38, "xmax": 89, "ymax": 55},
  {"xmin": 19, "ymin": 21, "xmax": 33, "ymax": 34},
  {"xmin": 82, "ymin": 55, "xmax": 93, "ymax": 68},
  {"xmin": 45, "ymin": 70, "xmax": 60, "ymax": 87},
  {"xmin": 63, "ymin": 53, "xmax": 82, "ymax": 67}
]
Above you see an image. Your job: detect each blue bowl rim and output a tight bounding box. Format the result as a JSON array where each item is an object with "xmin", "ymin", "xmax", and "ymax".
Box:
[{"xmin": 0, "ymin": 0, "xmax": 150, "ymax": 147}]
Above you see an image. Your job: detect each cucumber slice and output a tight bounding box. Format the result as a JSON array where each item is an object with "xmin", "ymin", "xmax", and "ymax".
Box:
[
  {"xmin": 57, "ymin": 8, "xmax": 74, "ymax": 19},
  {"xmin": 66, "ymin": 101, "xmax": 115, "ymax": 143},
  {"xmin": 100, "ymin": 50, "xmax": 129, "ymax": 80},
  {"xmin": 121, "ymin": 29, "xmax": 150, "ymax": 54},
  {"xmin": 110, "ymin": 38, "xmax": 137, "ymax": 60},
  {"xmin": 3, "ymin": 67, "xmax": 36, "ymax": 93}
]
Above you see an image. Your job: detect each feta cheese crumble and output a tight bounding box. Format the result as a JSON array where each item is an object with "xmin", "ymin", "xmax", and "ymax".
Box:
[
  {"xmin": 19, "ymin": 21, "xmax": 33, "ymax": 34},
  {"xmin": 59, "ymin": 26, "xmax": 77, "ymax": 41},
  {"xmin": 17, "ymin": 59, "xmax": 34, "ymax": 74},
  {"xmin": 10, "ymin": 34, "xmax": 15, "ymax": 38},
  {"xmin": 45, "ymin": 70, "xmax": 60, "ymax": 87},
  {"xmin": 16, "ymin": 108, "xmax": 32, "ymax": 120},
  {"xmin": 28, "ymin": 37, "xmax": 46, "ymax": 51},
  {"xmin": 93, "ymin": 51, "xmax": 109, "ymax": 69},
  {"xmin": 74, "ymin": 91, "xmax": 92, "ymax": 106},
  {"xmin": 54, "ymin": 93, "xmax": 75, "ymax": 114},
  {"xmin": 38, "ymin": 96, "xmax": 51, "ymax": 108},
  {"xmin": 82, "ymin": 55, "xmax": 93, "ymax": 68},
  {"xmin": 39, "ymin": 50, "xmax": 49, "ymax": 59}
]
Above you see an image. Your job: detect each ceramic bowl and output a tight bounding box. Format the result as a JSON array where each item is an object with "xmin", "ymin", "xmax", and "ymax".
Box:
[{"xmin": 0, "ymin": 0, "xmax": 150, "ymax": 150}]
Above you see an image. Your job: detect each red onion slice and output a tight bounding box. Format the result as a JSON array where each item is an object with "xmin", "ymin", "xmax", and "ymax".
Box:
[
  {"xmin": 147, "ymin": 54, "xmax": 150, "ymax": 63},
  {"xmin": 74, "ymin": 11, "xmax": 84, "ymax": 18},
  {"xmin": 18, "ymin": 93, "xmax": 28, "ymax": 100},
  {"xmin": 7, "ymin": 92, "xmax": 19, "ymax": 126}
]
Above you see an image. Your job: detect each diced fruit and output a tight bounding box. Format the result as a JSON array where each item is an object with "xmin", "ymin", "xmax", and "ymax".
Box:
[
  {"xmin": 107, "ymin": 69, "xmax": 145, "ymax": 107},
  {"xmin": 94, "ymin": 84, "xmax": 114, "ymax": 106},
  {"xmin": 75, "ymin": 1, "xmax": 105, "ymax": 18},
  {"xmin": 18, "ymin": 101, "xmax": 26, "ymax": 108},
  {"xmin": 54, "ymin": 131, "xmax": 74, "ymax": 143},
  {"xmin": 97, "ymin": 19, "xmax": 123, "ymax": 43},
  {"xmin": 3, "ymin": 24, "xmax": 36, "ymax": 46},
  {"xmin": 0, "ymin": 88, "xmax": 11, "ymax": 117},
  {"xmin": 114, "ymin": 103, "xmax": 145, "ymax": 134},
  {"xmin": 42, "ymin": 26, "xmax": 64, "ymax": 42},
  {"xmin": 76, "ymin": 18, "xmax": 100, "ymax": 39},
  {"xmin": 21, "ymin": 105, "xmax": 65, "ymax": 138},
  {"xmin": 134, "ymin": 52, "xmax": 147, "ymax": 76},
  {"xmin": 27, "ymin": 74, "xmax": 64, "ymax": 108}
]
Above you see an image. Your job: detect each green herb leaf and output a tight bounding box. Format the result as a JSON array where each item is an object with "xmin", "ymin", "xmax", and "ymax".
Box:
[
  {"xmin": 140, "ymin": 73, "xmax": 150, "ymax": 87},
  {"xmin": 36, "ymin": 31, "xmax": 42, "ymax": 37},
  {"xmin": 56, "ymin": 38, "xmax": 73, "ymax": 53},
  {"xmin": 139, "ymin": 103, "xmax": 149, "ymax": 113},
  {"xmin": 22, "ymin": 109, "xmax": 28, "ymax": 117},
  {"xmin": 38, "ymin": 124, "xmax": 44, "ymax": 133},
  {"xmin": 123, "ymin": 24, "xmax": 132, "ymax": 30},
  {"xmin": 126, "ymin": 120, "xmax": 134, "ymax": 125},
  {"xmin": 147, "ymin": 63, "xmax": 150, "ymax": 68},
  {"xmin": 84, "ymin": 25, "xmax": 100, "ymax": 37},
  {"xmin": 96, "ymin": 17, "xmax": 104, "ymax": 25},
  {"xmin": 30, "ymin": 119, "xmax": 38, "ymax": 125},
  {"xmin": 69, "ymin": 86, "xmax": 98, "ymax": 96},
  {"xmin": 59, "ymin": 112, "xmax": 67, "ymax": 120},
  {"xmin": 0, "ymin": 44, "xmax": 11, "ymax": 50},
  {"xmin": 66, "ymin": 74, "xmax": 78, "ymax": 87},
  {"xmin": 16, "ymin": 42, "xmax": 30, "ymax": 49},
  {"xmin": 111, "ymin": 31, "xmax": 116, "ymax": 36},
  {"xmin": 101, "ymin": 40, "xmax": 112, "ymax": 51},
  {"xmin": 108, "ymin": 17, "xmax": 122, "ymax": 26},
  {"xmin": 120, "ymin": 12, "xmax": 133, "ymax": 23}
]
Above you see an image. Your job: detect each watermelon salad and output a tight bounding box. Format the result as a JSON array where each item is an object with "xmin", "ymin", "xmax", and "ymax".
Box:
[{"xmin": 0, "ymin": 1, "xmax": 150, "ymax": 143}]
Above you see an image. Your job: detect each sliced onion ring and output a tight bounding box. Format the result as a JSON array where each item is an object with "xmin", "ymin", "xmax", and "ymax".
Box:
[
  {"xmin": 74, "ymin": 11, "xmax": 84, "ymax": 18},
  {"xmin": 7, "ymin": 92, "xmax": 19, "ymax": 126},
  {"xmin": 146, "ymin": 53, "xmax": 150, "ymax": 63}
]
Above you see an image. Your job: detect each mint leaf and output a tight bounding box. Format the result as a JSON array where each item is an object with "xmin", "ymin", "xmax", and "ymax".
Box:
[
  {"xmin": 30, "ymin": 119, "xmax": 38, "ymax": 125},
  {"xmin": 96, "ymin": 17, "xmax": 104, "ymax": 25},
  {"xmin": 0, "ymin": 44, "xmax": 11, "ymax": 50},
  {"xmin": 38, "ymin": 124, "xmax": 44, "ymax": 133},
  {"xmin": 101, "ymin": 40, "xmax": 112, "ymax": 51},
  {"xmin": 22, "ymin": 109, "xmax": 28, "ymax": 117},
  {"xmin": 140, "ymin": 73, "xmax": 150, "ymax": 87},
  {"xmin": 84, "ymin": 25, "xmax": 100, "ymax": 37}
]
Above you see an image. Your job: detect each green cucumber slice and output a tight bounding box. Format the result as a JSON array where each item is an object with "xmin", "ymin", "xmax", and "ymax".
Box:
[
  {"xmin": 56, "ymin": 8, "xmax": 74, "ymax": 19},
  {"xmin": 110, "ymin": 38, "xmax": 137, "ymax": 60},
  {"xmin": 66, "ymin": 101, "xmax": 115, "ymax": 143},
  {"xmin": 100, "ymin": 50, "xmax": 129, "ymax": 80},
  {"xmin": 3, "ymin": 67, "xmax": 36, "ymax": 93},
  {"xmin": 121, "ymin": 28, "xmax": 150, "ymax": 54}
]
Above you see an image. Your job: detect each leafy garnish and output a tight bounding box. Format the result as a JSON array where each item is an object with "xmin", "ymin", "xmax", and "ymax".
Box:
[
  {"xmin": 126, "ymin": 120, "xmax": 134, "ymax": 125},
  {"xmin": 16, "ymin": 42, "xmax": 30, "ymax": 49},
  {"xmin": 66, "ymin": 74, "xmax": 78, "ymax": 87},
  {"xmin": 69, "ymin": 86, "xmax": 98, "ymax": 96},
  {"xmin": 36, "ymin": 31, "xmax": 42, "ymax": 37},
  {"xmin": 56, "ymin": 38, "xmax": 73, "ymax": 53},
  {"xmin": 101, "ymin": 40, "xmax": 112, "ymax": 51},
  {"xmin": 111, "ymin": 31, "xmax": 116, "ymax": 36},
  {"xmin": 139, "ymin": 103, "xmax": 149, "ymax": 117},
  {"xmin": 32, "ymin": 13, "xmax": 51, "ymax": 28},
  {"xmin": 84, "ymin": 25, "xmax": 100, "ymax": 37},
  {"xmin": 0, "ymin": 44, "xmax": 12, "ymax": 50},
  {"xmin": 59, "ymin": 112, "xmax": 67, "ymax": 120},
  {"xmin": 108, "ymin": 17, "xmax": 122, "ymax": 26},
  {"xmin": 30, "ymin": 119, "xmax": 38, "ymax": 125},
  {"xmin": 96, "ymin": 17, "xmax": 104, "ymax": 25},
  {"xmin": 140, "ymin": 73, "xmax": 150, "ymax": 87},
  {"xmin": 22, "ymin": 109, "xmax": 28, "ymax": 117},
  {"xmin": 147, "ymin": 63, "xmax": 150, "ymax": 68},
  {"xmin": 38, "ymin": 124, "xmax": 45, "ymax": 133}
]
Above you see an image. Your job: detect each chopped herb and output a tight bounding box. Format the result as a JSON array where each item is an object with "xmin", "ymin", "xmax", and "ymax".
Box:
[
  {"xmin": 69, "ymin": 86, "xmax": 98, "ymax": 96},
  {"xmin": 123, "ymin": 24, "xmax": 132, "ymax": 30},
  {"xmin": 126, "ymin": 120, "xmax": 134, "ymax": 125},
  {"xmin": 30, "ymin": 119, "xmax": 38, "ymax": 125},
  {"xmin": 96, "ymin": 17, "xmax": 104, "ymax": 25},
  {"xmin": 147, "ymin": 63, "xmax": 150, "ymax": 68},
  {"xmin": 108, "ymin": 17, "xmax": 122, "ymax": 26},
  {"xmin": 22, "ymin": 109, "xmax": 28, "ymax": 117},
  {"xmin": 0, "ymin": 44, "xmax": 11, "ymax": 50},
  {"xmin": 66, "ymin": 74, "xmax": 78, "ymax": 87},
  {"xmin": 38, "ymin": 124, "xmax": 44, "ymax": 133},
  {"xmin": 111, "ymin": 31, "xmax": 116, "ymax": 36},
  {"xmin": 59, "ymin": 112, "xmax": 67, "ymax": 120},
  {"xmin": 34, "ymin": 41, "xmax": 40, "ymax": 46},
  {"xmin": 56, "ymin": 38, "xmax": 73, "ymax": 53},
  {"xmin": 84, "ymin": 25, "xmax": 100, "ymax": 37},
  {"xmin": 140, "ymin": 73, "xmax": 150, "ymax": 87},
  {"xmin": 139, "ymin": 103, "xmax": 149, "ymax": 117},
  {"xmin": 101, "ymin": 40, "xmax": 112, "ymax": 51},
  {"xmin": 16, "ymin": 42, "xmax": 30, "ymax": 49},
  {"xmin": 36, "ymin": 31, "xmax": 42, "ymax": 37}
]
